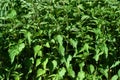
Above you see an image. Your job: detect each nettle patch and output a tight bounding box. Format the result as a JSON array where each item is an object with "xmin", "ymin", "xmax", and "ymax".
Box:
[{"xmin": 0, "ymin": 0, "xmax": 120, "ymax": 80}]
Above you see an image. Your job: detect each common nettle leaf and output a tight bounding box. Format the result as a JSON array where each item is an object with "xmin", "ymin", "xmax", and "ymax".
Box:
[
  {"xmin": 67, "ymin": 65, "xmax": 75, "ymax": 78},
  {"xmin": 77, "ymin": 4, "xmax": 84, "ymax": 10},
  {"xmin": 26, "ymin": 32, "xmax": 32, "ymax": 46},
  {"xmin": 52, "ymin": 60, "xmax": 57, "ymax": 71},
  {"xmin": 93, "ymin": 49, "xmax": 103, "ymax": 61},
  {"xmin": 89, "ymin": 64, "xmax": 94, "ymax": 74},
  {"xmin": 104, "ymin": 44, "xmax": 108, "ymax": 58},
  {"xmin": 98, "ymin": 68, "xmax": 108, "ymax": 79},
  {"xmin": 42, "ymin": 58, "xmax": 48, "ymax": 69},
  {"xmin": 20, "ymin": 30, "xmax": 32, "ymax": 46},
  {"xmin": 56, "ymin": 35, "xmax": 63, "ymax": 45},
  {"xmin": 79, "ymin": 62, "xmax": 85, "ymax": 71},
  {"xmin": 34, "ymin": 45, "xmax": 42, "ymax": 57},
  {"xmin": 58, "ymin": 45, "xmax": 65, "ymax": 56},
  {"xmin": 24, "ymin": 31, "xmax": 32, "ymax": 45},
  {"xmin": 37, "ymin": 69, "xmax": 46, "ymax": 77},
  {"xmin": 81, "ymin": 15, "xmax": 90, "ymax": 21},
  {"xmin": 111, "ymin": 75, "xmax": 118, "ymax": 80},
  {"xmin": 36, "ymin": 58, "xmax": 41, "ymax": 67},
  {"xmin": 66, "ymin": 55, "xmax": 72, "ymax": 68},
  {"xmin": 117, "ymin": 69, "xmax": 120, "ymax": 77},
  {"xmin": 69, "ymin": 38, "xmax": 78, "ymax": 48},
  {"xmin": 80, "ymin": 43, "xmax": 89, "ymax": 53},
  {"xmin": 0, "ymin": 33, "xmax": 2, "ymax": 38},
  {"xmin": 14, "ymin": 75, "xmax": 20, "ymax": 80},
  {"xmin": 58, "ymin": 67, "xmax": 66, "ymax": 78},
  {"xmin": 93, "ymin": 52, "xmax": 103, "ymax": 62},
  {"xmin": 8, "ymin": 43, "xmax": 25, "ymax": 63},
  {"xmin": 100, "ymin": 43, "xmax": 108, "ymax": 58},
  {"xmin": 110, "ymin": 61, "xmax": 120, "ymax": 68},
  {"xmin": 45, "ymin": 42, "xmax": 50, "ymax": 48},
  {"xmin": 7, "ymin": 9, "xmax": 17, "ymax": 18},
  {"xmin": 77, "ymin": 71, "xmax": 85, "ymax": 80}
]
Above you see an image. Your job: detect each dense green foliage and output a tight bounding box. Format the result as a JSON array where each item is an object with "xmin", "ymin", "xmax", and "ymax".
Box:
[{"xmin": 0, "ymin": 0, "xmax": 120, "ymax": 80}]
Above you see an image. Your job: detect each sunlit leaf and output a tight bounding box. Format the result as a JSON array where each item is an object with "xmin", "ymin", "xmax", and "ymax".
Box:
[
  {"xmin": 7, "ymin": 9, "xmax": 17, "ymax": 18},
  {"xmin": 77, "ymin": 71, "xmax": 85, "ymax": 80},
  {"xmin": 110, "ymin": 61, "xmax": 120, "ymax": 68},
  {"xmin": 79, "ymin": 62, "xmax": 85, "ymax": 71},
  {"xmin": 81, "ymin": 15, "xmax": 90, "ymax": 21},
  {"xmin": 52, "ymin": 60, "xmax": 57, "ymax": 71},
  {"xmin": 93, "ymin": 52, "xmax": 103, "ymax": 61},
  {"xmin": 77, "ymin": 4, "xmax": 84, "ymax": 10},
  {"xmin": 111, "ymin": 75, "xmax": 118, "ymax": 80},
  {"xmin": 80, "ymin": 43, "xmax": 89, "ymax": 53},
  {"xmin": 58, "ymin": 67, "xmax": 66, "ymax": 78},
  {"xmin": 34, "ymin": 45, "xmax": 42, "ymax": 57},
  {"xmin": 117, "ymin": 69, "xmax": 120, "ymax": 77},
  {"xmin": 8, "ymin": 43, "xmax": 25, "ymax": 63},
  {"xmin": 56, "ymin": 35, "xmax": 63, "ymax": 45},
  {"xmin": 27, "ymin": 32, "xmax": 32, "ymax": 46},
  {"xmin": 66, "ymin": 55, "xmax": 72, "ymax": 68},
  {"xmin": 69, "ymin": 38, "xmax": 78, "ymax": 48},
  {"xmin": 36, "ymin": 59, "xmax": 41, "ymax": 67},
  {"xmin": 37, "ymin": 69, "xmax": 46, "ymax": 77},
  {"xmin": 42, "ymin": 58, "xmax": 48, "ymax": 69},
  {"xmin": 45, "ymin": 42, "xmax": 50, "ymax": 48},
  {"xmin": 99, "ymin": 68, "xmax": 108, "ymax": 79},
  {"xmin": 67, "ymin": 65, "xmax": 75, "ymax": 78},
  {"xmin": 14, "ymin": 75, "xmax": 20, "ymax": 80},
  {"xmin": 58, "ymin": 45, "xmax": 65, "ymax": 56},
  {"xmin": 89, "ymin": 64, "xmax": 94, "ymax": 74}
]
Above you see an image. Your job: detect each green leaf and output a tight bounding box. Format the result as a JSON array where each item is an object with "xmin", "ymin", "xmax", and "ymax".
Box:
[
  {"xmin": 58, "ymin": 45, "xmax": 65, "ymax": 56},
  {"xmin": 37, "ymin": 69, "xmax": 46, "ymax": 77},
  {"xmin": 18, "ymin": 43, "xmax": 25, "ymax": 51},
  {"xmin": 81, "ymin": 15, "xmax": 89, "ymax": 21},
  {"xmin": 40, "ymin": 22, "xmax": 48, "ymax": 25},
  {"xmin": 52, "ymin": 60, "xmax": 57, "ymax": 70},
  {"xmin": 93, "ymin": 50, "xmax": 103, "ymax": 61},
  {"xmin": 80, "ymin": 43, "xmax": 89, "ymax": 53},
  {"xmin": 58, "ymin": 67, "xmax": 66, "ymax": 78},
  {"xmin": 93, "ymin": 54, "xmax": 99, "ymax": 62},
  {"xmin": 110, "ymin": 61, "xmax": 120, "ymax": 68},
  {"xmin": 111, "ymin": 75, "xmax": 118, "ymax": 80},
  {"xmin": 56, "ymin": 35, "xmax": 63, "ymax": 45},
  {"xmin": 34, "ymin": 45, "xmax": 42, "ymax": 57},
  {"xmin": 42, "ymin": 58, "xmax": 48, "ymax": 69},
  {"xmin": 118, "ymin": 69, "xmax": 120, "ymax": 77},
  {"xmin": 37, "ymin": 51, "xmax": 42, "ymax": 57},
  {"xmin": 102, "ymin": 43, "xmax": 108, "ymax": 58},
  {"xmin": 69, "ymin": 38, "xmax": 78, "ymax": 48},
  {"xmin": 77, "ymin": 71, "xmax": 85, "ymax": 80},
  {"xmin": 93, "ymin": 28, "xmax": 101, "ymax": 35},
  {"xmin": 89, "ymin": 64, "xmax": 94, "ymax": 74},
  {"xmin": 8, "ymin": 43, "xmax": 25, "ymax": 63},
  {"xmin": 0, "ymin": 33, "xmax": 2, "ymax": 38},
  {"xmin": 66, "ymin": 55, "xmax": 72, "ymax": 68},
  {"xmin": 27, "ymin": 32, "xmax": 32, "ymax": 46},
  {"xmin": 14, "ymin": 75, "xmax": 20, "ymax": 80},
  {"xmin": 77, "ymin": 4, "xmax": 84, "ymax": 10},
  {"xmin": 79, "ymin": 62, "xmax": 85, "ymax": 71},
  {"xmin": 67, "ymin": 65, "xmax": 75, "ymax": 78},
  {"xmin": 99, "ymin": 68, "xmax": 108, "ymax": 79},
  {"xmin": 45, "ymin": 42, "xmax": 50, "ymax": 48},
  {"xmin": 36, "ymin": 59, "xmax": 41, "ymax": 67},
  {"xmin": 7, "ymin": 9, "xmax": 17, "ymax": 18},
  {"xmin": 23, "ymin": 31, "xmax": 32, "ymax": 46}
]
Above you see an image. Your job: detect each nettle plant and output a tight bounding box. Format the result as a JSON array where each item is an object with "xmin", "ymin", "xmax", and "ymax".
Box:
[{"xmin": 0, "ymin": 0, "xmax": 120, "ymax": 80}]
